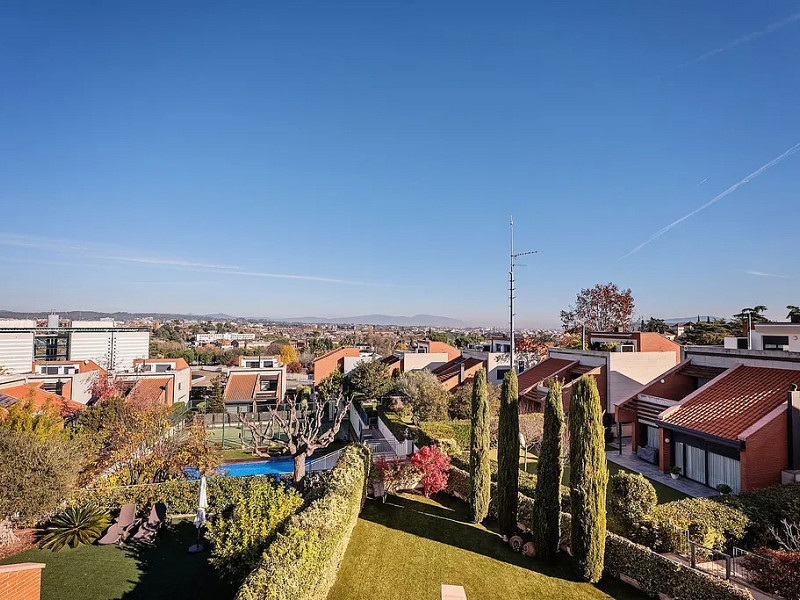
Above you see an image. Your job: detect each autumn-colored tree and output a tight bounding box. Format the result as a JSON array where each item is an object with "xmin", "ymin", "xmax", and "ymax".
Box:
[
  {"xmin": 560, "ymin": 283, "xmax": 635, "ymax": 332},
  {"xmin": 0, "ymin": 396, "xmax": 63, "ymax": 440},
  {"xmin": 411, "ymin": 445, "xmax": 450, "ymax": 497},
  {"xmin": 286, "ymin": 361, "xmax": 302, "ymax": 373},
  {"xmin": 279, "ymin": 344, "xmax": 300, "ymax": 365}
]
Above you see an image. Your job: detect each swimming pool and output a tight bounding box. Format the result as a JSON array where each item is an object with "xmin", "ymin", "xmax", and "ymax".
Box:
[{"xmin": 187, "ymin": 457, "xmax": 307, "ymax": 478}]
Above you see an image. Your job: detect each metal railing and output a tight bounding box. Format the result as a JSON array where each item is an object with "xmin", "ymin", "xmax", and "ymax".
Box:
[
  {"xmin": 689, "ymin": 541, "xmax": 732, "ymax": 580},
  {"xmin": 307, "ymin": 448, "xmax": 344, "ymax": 472}
]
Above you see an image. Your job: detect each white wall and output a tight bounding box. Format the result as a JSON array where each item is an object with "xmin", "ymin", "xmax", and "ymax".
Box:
[
  {"xmin": 402, "ymin": 352, "xmax": 448, "ymax": 372},
  {"xmin": 607, "ymin": 351, "xmax": 678, "ymax": 414},
  {"xmin": 0, "ymin": 320, "xmax": 36, "ymax": 328},
  {"xmin": 0, "ymin": 331, "xmax": 34, "ymax": 373},
  {"xmin": 69, "ymin": 330, "xmax": 149, "ymax": 371}
]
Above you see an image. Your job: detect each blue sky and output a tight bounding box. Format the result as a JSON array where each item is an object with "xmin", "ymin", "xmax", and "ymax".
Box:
[{"xmin": 1, "ymin": 1, "xmax": 798, "ymax": 327}]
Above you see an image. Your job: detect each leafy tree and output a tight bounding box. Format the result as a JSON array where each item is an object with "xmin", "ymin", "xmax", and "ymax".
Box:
[
  {"xmin": 410, "ymin": 445, "xmax": 450, "ymax": 497},
  {"xmin": 207, "ymin": 376, "xmax": 226, "ymax": 413},
  {"xmin": 641, "ymin": 317, "xmax": 668, "ymax": 334},
  {"xmin": 0, "ymin": 396, "xmax": 62, "ymax": 440},
  {"xmin": 469, "ymin": 368, "xmax": 491, "ymax": 523},
  {"xmin": 286, "ymin": 361, "xmax": 303, "ymax": 373},
  {"xmin": 678, "ymin": 319, "xmax": 739, "ymax": 345},
  {"xmin": 0, "ymin": 430, "xmax": 84, "ymax": 523},
  {"xmin": 733, "ymin": 305, "xmax": 769, "ymax": 325},
  {"xmin": 568, "ymin": 376, "xmax": 608, "ymax": 582},
  {"xmin": 427, "ymin": 332, "xmax": 450, "ymax": 343},
  {"xmin": 607, "ymin": 471, "xmax": 657, "ymax": 539},
  {"xmin": 348, "ymin": 359, "xmax": 391, "ymax": 400},
  {"xmin": 396, "ymin": 370, "xmax": 449, "ymax": 421},
  {"xmin": 533, "ymin": 379, "xmax": 564, "ymax": 561},
  {"xmin": 497, "ymin": 370, "xmax": 519, "ymax": 538},
  {"xmin": 316, "ymin": 369, "xmax": 344, "ymax": 403},
  {"xmin": 560, "ymin": 282, "xmax": 635, "ymax": 332},
  {"xmin": 788, "ymin": 305, "xmax": 800, "ymax": 320},
  {"xmin": 279, "ymin": 344, "xmax": 300, "ymax": 365}
]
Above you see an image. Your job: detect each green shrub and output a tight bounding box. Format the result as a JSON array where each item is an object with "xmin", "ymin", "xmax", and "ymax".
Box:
[
  {"xmin": 70, "ymin": 475, "xmax": 274, "ymax": 516},
  {"xmin": 607, "ymin": 471, "xmax": 657, "ymax": 539},
  {"xmin": 649, "ymin": 497, "xmax": 749, "ymax": 552},
  {"xmin": 208, "ymin": 478, "xmax": 303, "ymax": 582},
  {"xmin": 377, "ymin": 409, "xmax": 412, "ymax": 441},
  {"xmin": 418, "ymin": 420, "xmax": 471, "ymax": 452},
  {"xmin": 604, "ymin": 531, "xmax": 754, "ymax": 600},
  {"xmin": 235, "ymin": 445, "xmax": 371, "ymax": 600},
  {"xmin": 40, "ymin": 504, "xmax": 110, "ymax": 551},
  {"xmin": 716, "ymin": 483, "xmax": 800, "ymax": 549},
  {"xmin": 568, "ymin": 376, "xmax": 608, "ymax": 583}
]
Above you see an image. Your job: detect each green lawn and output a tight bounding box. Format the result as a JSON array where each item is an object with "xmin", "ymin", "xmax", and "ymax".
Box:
[
  {"xmin": 327, "ymin": 493, "xmax": 645, "ymax": 600},
  {"xmin": 0, "ymin": 521, "xmax": 235, "ymax": 600}
]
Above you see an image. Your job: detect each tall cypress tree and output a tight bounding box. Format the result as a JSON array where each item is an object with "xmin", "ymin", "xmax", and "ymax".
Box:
[
  {"xmin": 497, "ymin": 370, "xmax": 519, "ymax": 538},
  {"xmin": 568, "ymin": 376, "xmax": 608, "ymax": 583},
  {"xmin": 533, "ymin": 378, "xmax": 564, "ymax": 561},
  {"xmin": 469, "ymin": 368, "xmax": 491, "ymax": 523},
  {"xmin": 207, "ymin": 376, "xmax": 225, "ymax": 413}
]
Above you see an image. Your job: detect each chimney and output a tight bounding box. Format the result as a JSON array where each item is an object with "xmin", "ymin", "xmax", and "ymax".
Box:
[
  {"xmin": 791, "ymin": 314, "xmax": 800, "ymax": 324},
  {"xmin": 55, "ymin": 379, "xmax": 64, "ymax": 396},
  {"xmin": 789, "ymin": 384, "xmax": 800, "ymax": 470},
  {"xmin": 459, "ymin": 362, "xmax": 465, "ymax": 385}
]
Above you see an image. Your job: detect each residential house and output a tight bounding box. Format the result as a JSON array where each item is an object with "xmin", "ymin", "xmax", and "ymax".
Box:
[
  {"xmin": 616, "ymin": 345, "xmax": 800, "ymax": 492},
  {"xmin": 0, "ymin": 381, "xmax": 84, "ymax": 419},
  {"xmin": 224, "ymin": 363, "xmax": 287, "ymax": 412},
  {"xmin": 312, "ymin": 346, "xmax": 360, "ymax": 386},
  {"xmin": 430, "ymin": 356, "xmax": 486, "ymax": 392},
  {"xmin": 113, "ymin": 358, "xmax": 193, "ymax": 406},
  {"xmin": 28, "ymin": 359, "xmax": 105, "ymax": 404},
  {"xmin": 724, "ymin": 317, "xmax": 800, "ymax": 352},
  {"xmin": 517, "ymin": 331, "xmax": 680, "ymax": 415},
  {"xmin": 462, "ymin": 336, "xmax": 539, "ymax": 385}
]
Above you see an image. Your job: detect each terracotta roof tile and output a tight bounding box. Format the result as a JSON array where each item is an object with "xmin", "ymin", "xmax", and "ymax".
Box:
[
  {"xmin": 431, "ymin": 356, "xmax": 484, "ymax": 382},
  {"xmin": 224, "ymin": 372, "xmax": 258, "ymax": 401},
  {"xmin": 660, "ymin": 366, "xmax": 800, "ymax": 440},
  {"xmin": 0, "ymin": 383, "xmax": 83, "ymax": 417},
  {"xmin": 128, "ymin": 377, "xmax": 172, "ymax": 404}
]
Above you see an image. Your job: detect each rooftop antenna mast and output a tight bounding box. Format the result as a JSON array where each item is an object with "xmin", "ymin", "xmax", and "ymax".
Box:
[{"xmin": 510, "ymin": 218, "xmax": 536, "ymax": 375}]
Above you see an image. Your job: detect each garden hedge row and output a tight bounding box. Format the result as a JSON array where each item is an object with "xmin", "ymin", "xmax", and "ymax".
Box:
[
  {"xmin": 70, "ymin": 475, "xmax": 266, "ymax": 515},
  {"xmin": 645, "ymin": 497, "xmax": 749, "ymax": 552},
  {"xmin": 235, "ymin": 444, "xmax": 371, "ymax": 600},
  {"xmin": 417, "ymin": 420, "xmax": 471, "ymax": 451},
  {"xmin": 603, "ymin": 531, "xmax": 754, "ymax": 600}
]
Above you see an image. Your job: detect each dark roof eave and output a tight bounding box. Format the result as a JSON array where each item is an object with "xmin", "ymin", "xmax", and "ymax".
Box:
[{"xmin": 655, "ymin": 420, "xmax": 745, "ymax": 449}]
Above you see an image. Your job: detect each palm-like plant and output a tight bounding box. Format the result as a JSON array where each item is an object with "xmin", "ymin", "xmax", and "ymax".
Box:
[
  {"xmin": 788, "ymin": 305, "xmax": 800, "ymax": 320},
  {"xmin": 40, "ymin": 504, "xmax": 111, "ymax": 551}
]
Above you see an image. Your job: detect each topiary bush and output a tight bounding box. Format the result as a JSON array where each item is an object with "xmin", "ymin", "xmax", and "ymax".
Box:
[
  {"xmin": 607, "ymin": 471, "xmax": 657, "ymax": 540},
  {"xmin": 235, "ymin": 444, "xmax": 371, "ymax": 600},
  {"xmin": 648, "ymin": 497, "xmax": 749, "ymax": 552},
  {"xmin": 207, "ymin": 478, "xmax": 303, "ymax": 583}
]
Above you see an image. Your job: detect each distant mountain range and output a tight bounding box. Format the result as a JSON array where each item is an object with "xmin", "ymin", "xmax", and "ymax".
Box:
[{"xmin": 0, "ymin": 310, "xmax": 465, "ymax": 327}]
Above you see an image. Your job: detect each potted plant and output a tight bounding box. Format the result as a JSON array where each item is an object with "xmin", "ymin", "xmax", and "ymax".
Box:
[{"xmin": 670, "ymin": 465, "xmax": 681, "ymax": 480}]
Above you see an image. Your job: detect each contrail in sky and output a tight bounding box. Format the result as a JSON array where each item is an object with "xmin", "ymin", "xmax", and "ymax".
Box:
[
  {"xmin": 679, "ymin": 11, "xmax": 800, "ymax": 68},
  {"xmin": 619, "ymin": 141, "xmax": 800, "ymax": 260}
]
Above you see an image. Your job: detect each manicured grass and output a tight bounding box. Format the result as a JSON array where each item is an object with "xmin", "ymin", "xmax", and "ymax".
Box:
[
  {"xmin": 0, "ymin": 520, "xmax": 235, "ymax": 600},
  {"xmin": 327, "ymin": 493, "xmax": 645, "ymax": 600},
  {"xmin": 517, "ymin": 453, "xmax": 688, "ymax": 504}
]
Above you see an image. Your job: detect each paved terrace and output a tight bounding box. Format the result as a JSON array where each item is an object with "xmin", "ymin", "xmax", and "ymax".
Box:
[{"xmin": 606, "ymin": 447, "xmax": 718, "ymax": 498}]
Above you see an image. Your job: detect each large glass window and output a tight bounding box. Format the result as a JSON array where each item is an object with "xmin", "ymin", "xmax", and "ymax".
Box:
[
  {"xmin": 708, "ymin": 452, "xmax": 740, "ymax": 493},
  {"xmin": 646, "ymin": 426, "xmax": 659, "ymax": 449},
  {"xmin": 675, "ymin": 441, "xmax": 706, "ymax": 483}
]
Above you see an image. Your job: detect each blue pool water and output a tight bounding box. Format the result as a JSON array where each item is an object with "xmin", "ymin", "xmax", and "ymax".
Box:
[{"xmin": 187, "ymin": 457, "xmax": 308, "ymax": 478}]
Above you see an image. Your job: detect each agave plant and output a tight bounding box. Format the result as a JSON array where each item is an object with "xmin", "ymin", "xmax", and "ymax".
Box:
[{"xmin": 40, "ymin": 504, "xmax": 111, "ymax": 551}]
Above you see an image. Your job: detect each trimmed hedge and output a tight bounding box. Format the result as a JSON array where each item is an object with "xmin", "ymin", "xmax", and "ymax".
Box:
[
  {"xmin": 604, "ymin": 531, "xmax": 754, "ymax": 600},
  {"xmin": 69, "ymin": 476, "xmax": 266, "ymax": 516},
  {"xmin": 235, "ymin": 444, "xmax": 371, "ymax": 600},
  {"xmin": 418, "ymin": 420, "xmax": 471, "ymax": 451},
  {"xmin": 378, "ymin": 409, "xmax": 412, "ymax": 441},
  {"xmin": 647, "ymin": 497, "xmax": 749, "ymax": 552}
]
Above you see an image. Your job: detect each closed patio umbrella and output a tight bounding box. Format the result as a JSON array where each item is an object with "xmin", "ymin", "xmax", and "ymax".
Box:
[{"xmin": 189, "ymin": 475, "xmax": 208, "ymax": 553}]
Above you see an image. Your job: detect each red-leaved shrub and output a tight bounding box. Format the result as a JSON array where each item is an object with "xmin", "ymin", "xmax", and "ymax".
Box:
[
  {"xmin": 410, "ymin": 445, "xmax": 450, "ymax": 497},
  {"xmin": 741, "ymin": 548, "xmax": 800, "ymax": 599}
]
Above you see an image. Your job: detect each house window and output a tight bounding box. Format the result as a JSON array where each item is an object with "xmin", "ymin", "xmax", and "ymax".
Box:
[
  {"xmin": 646, "ymin": 426, "xmax": 659, "ymax": 449},
  {"xmin": 708, "ymin": 452, "xmax": 740, "ymax": 493},
  {"xmin": 675, "ymin": 442, "xmax": 706, "ymax": 484},
  {"xmin": 763, "ymin": 335, "xmax": 789, "ymax": 351},
  {"xmin": 496, "ymin": 368, "xmax": 510, "ymax": 382},
  {"xmin": 737, "ymin": 338, "xmax": 749, "ymax": 349}
]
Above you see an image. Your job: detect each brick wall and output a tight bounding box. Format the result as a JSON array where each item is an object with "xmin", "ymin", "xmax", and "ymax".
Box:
[
  {"xmin": 425, "ymin": 341, "xmax": 460, "ymax": 362},
  {"xmin": 740, "ymin": 412, "xmax": 788, "ymax": 491},
  {"xmin": 0, "ymin": 563, "xmax": 45, "ymax": 600},
  {"xmin": 638, "ymin": 333, "xmax": 681, "ymax": 362}
]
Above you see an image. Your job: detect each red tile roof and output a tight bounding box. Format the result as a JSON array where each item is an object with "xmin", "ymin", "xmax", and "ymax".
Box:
[
  {"xmin": 517, "ymin": 358, "xmax": 578, "ymax": 395},
  {"xmin": 0, "ymin": 383, "xmax": 84, "ymax": 417},
  {"xmin": 224, "ymin": 372, "xmax": 258, "ymax": 401},
  {"xmin": 659, "ymin": 365, "xmax": 800, "ymax": 440},
  {"xmin": 128, "ymin": 377, "xmax": 172, "ymax": 404}
]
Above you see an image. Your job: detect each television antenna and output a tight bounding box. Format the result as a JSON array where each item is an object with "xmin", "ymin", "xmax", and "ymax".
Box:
[{"xmin": 510, "ymin": 218, "xmax": 536, "ymax": 375}]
